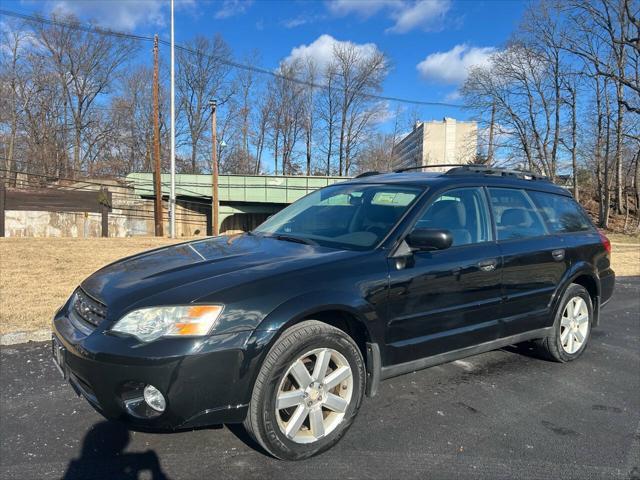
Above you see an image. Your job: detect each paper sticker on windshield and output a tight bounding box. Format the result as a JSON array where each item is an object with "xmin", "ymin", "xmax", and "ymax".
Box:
[{"xmin": 371, "ymin": 192, "xmax": 416, "ymax": 206}]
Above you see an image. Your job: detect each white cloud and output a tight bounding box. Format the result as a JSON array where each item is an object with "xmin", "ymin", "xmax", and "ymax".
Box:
[
  {"xmin": 327, "ymin": 0, "xmax": 400, "ymax": 18},
  {"xmin": 214, "ymin": 0, "xmax": 253, "ymax": 19},
  {"xmin": 47, "ymin": 0, "xmax": 167, "ymax": 30},
  {"xmin": 326, "ymin": 0, "xmax": 450, "ymax": 34},
  {"xmin": 283, "ymin": 34, "xmax": 380, "ymax": 70},
  {"xmin": 417, "ymin": 44, "xmax": 496, "ymax": 84},
  {"xmin": 444, "ymin": 90, "xmax": 462, "ymax": 101},
  {"xmin": 386, "ymin": 0, "xmax": 450, "ymax": 33},
  {"xmin": 282, "ymin": 17, "xmax": 309, "ymax": 29}
]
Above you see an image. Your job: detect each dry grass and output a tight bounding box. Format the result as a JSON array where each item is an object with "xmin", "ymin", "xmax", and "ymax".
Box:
[
  {"xmin": 1, "ymin": 235, "xmax": 638, "ymax": 335},
  {"xmin": 611, "ymin": 243, "xmax": 640, "ymax": 276},
  {"xmin": 0, "ymin": 237, "xmax": 184, "ymax": 335}
]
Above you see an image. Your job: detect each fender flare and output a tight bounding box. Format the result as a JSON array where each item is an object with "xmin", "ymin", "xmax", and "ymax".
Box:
[
  {"xmin": 550, "ymin": 262, "xmax": 601, "ymax": 326},
  {"xmin": 239, "ymin": 290, "xmax": 381, "ymax": 403}
]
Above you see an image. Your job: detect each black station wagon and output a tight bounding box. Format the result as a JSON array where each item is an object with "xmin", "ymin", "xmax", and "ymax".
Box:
[{"xmin": 52, "ymin": 165, "xmax": 615, "ymax": 460}]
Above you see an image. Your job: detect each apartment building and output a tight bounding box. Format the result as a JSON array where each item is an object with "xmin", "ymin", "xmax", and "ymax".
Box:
[{"xmin": 392, "ymin": 118, "xmax": 478, "ymax": 171}]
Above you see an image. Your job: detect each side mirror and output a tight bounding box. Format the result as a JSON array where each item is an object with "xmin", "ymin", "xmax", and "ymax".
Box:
[{"xmin": 406, "ymin": 228, "xmax": 453, "ymax": 251}]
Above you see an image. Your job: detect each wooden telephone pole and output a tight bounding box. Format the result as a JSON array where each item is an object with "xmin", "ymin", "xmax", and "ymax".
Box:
[
  {"xmin": 210, "ymin": 100, "xmax": 219, "ymax": 236},
  {"xmin": 152, "ymin": 34, "xmax": 163, "ymax": 236}
]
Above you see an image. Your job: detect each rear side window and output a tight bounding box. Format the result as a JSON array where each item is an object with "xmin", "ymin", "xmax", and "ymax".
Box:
[
  {"xmin": 488, "ymin": 188, "xmax": 547, "ymax": 241},
  {"xmin": 528, "ymin": 191, "xmax": 594, "ymax": 233}
]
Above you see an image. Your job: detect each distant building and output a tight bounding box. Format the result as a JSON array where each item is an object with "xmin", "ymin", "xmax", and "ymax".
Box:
[{"xmin": 392, "ymin": 118, "xmax": 478, "ymax": 172}]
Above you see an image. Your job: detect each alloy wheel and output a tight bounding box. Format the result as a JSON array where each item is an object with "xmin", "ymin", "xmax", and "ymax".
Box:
[
  {"xmin": 560, "ymin": 296, "xmax": 589, "ymax": 354},
  {"xmin": 275, "ymin": 348, "xmax": 353, "ymax": 444}
]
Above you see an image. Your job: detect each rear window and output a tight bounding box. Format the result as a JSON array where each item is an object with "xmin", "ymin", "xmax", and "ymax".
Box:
[
  {"xmin": 488, "ymin": 188, "xmax": 547, "ymax": 241},
  {"xmin": 528, "ymin": 191, "xmax": 594, "ymax": 233}
]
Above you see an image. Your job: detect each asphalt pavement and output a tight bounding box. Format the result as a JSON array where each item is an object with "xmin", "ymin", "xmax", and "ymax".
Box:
[{"xmin": 1, "ymin": 277, "xmax": 639, "ymax": 480}]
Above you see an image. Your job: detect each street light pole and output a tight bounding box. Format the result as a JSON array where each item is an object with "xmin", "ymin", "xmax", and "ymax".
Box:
[
  {"xmin": 210, "ymin": 99, "xmax": 219, "ymax": 236},
  {"xmin": 169, "ymin": 0, "xmax": 176, "ymax": 238}
]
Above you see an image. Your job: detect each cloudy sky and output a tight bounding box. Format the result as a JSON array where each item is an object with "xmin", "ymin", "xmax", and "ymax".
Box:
[{"xmin": 10, "ymin": 0, "xmax": 527, "ymax": 122}]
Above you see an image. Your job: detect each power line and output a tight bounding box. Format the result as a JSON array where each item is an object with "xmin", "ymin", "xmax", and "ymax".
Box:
[{"xmin": 0, "ymin": 8, "xmax": 464, "ymax": 109}]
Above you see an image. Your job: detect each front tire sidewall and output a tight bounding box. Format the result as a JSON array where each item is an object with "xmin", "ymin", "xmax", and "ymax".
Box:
[
  {"xmin": 259, "ymin": 328, "xmax": 365, "ymax": 460},
  {"xmin": 553, "ymin": 284, "xmax": 593, "ymax": 362}
]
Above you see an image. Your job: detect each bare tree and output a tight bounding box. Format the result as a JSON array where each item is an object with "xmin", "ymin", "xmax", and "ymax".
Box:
[
  {"xmin": 565, "ymin": 0, "xmax": 637, "ymax": 213},
  {"xmin": 0, "ymin": 19, "xmax": 29, "ymax": 184},
  {"xmin": 316, "ymin": 61, "xmax": 339, "ymax": 175},
  {"xmin": 176, "ymin": 35, "xmax": 232, "ymax": 173},
  {"xmin": 333, "ymin": 43, "xmax": 388, "ymax": 175},
  {"xmin": 34, "ymin": 14, "xmax": 136, "ymax": 174},
  {"xmin": 301, "ymin": 59, "xmax": 318, "ymax": 176},
  {"xmin": 253, "ymin": 90, "xmax": 273, "ymax": 174},
  {"xmin": 268, "ymin": 61, "xmax": 304, "ymax": 175}
]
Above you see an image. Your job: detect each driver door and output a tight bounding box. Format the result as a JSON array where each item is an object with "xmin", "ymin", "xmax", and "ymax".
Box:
[{"xmin": 385, "ymin": 187, "xmax": 504, "ymax": 366}]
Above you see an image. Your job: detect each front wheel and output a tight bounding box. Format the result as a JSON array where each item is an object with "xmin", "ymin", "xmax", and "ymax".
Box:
[
  {"xmin": 535, "ymin": 283, "xmax": 593, "ymax": 362},
  {"xmin": 243, "ymin": 321, "xmax": 366, "ymax": 460}
]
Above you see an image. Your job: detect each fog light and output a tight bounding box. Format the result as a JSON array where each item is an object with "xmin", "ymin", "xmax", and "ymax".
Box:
[{"xmin": 143, "ymin": 385, "xmax": 166, "ymax": 412}]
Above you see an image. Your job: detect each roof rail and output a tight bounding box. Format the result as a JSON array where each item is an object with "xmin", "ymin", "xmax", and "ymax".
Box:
[
  {"xmin": 394, "ymin": 164, "xmax": 469, "ymax": 173},
  {"xmin": 445, "ymin": 165, "xmax": 549, "ymax": 181},
  {"xmin": 354, "ymin": 171, "xmax": 381, "ymax": 178}
]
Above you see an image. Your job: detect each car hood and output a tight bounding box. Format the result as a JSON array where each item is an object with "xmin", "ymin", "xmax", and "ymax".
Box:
[{"xmin": 80, "ymin": 234, "xmax": 352, "ymax": 316}]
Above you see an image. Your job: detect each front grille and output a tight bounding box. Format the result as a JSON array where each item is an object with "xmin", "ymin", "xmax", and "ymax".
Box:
[{"xmin": 72, "ymin": 289, "xmax": 107, "ymax": 327}]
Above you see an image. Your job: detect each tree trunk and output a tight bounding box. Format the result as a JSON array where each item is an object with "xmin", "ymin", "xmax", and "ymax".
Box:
[
  {"xmin": 486, "ymin": 101, "xmax": 496, "ymax": 164},
  {"xmin": 595, "ymin": 77, "xmax": 605, "ymax": 226},
  {"xmin": 191, "ymin": 144, "xmax": 197, "ymax": 173},
  {"xmin": 551, "ymin": 52, "xmax": 561, "ymax": 181},
  {"xmin": 338, "ymin": 110, "xmax": 347, "ymax": 176},
  {"xmin": 602, "ymin": 85, "xmax": 612, "ymax": 229},
  {"xmin": 74, "ymin": 126, "xmax": 82, "ymax": 177},
  {"xmin": 615, "ymin": 80, "xmax": 624, "ymax": 214},
  {"xmin": 274, "ymin": 130, "xmax": 279, "ymax": 175}
]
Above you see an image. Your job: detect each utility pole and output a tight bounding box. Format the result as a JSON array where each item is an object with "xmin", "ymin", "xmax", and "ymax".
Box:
[
  {"xmin": 169, "ymin": 0, "xmax": 176, "ymax": 238},
  {"xmin": 210, "ymin": 99, "xmax": 219, "ymax": 236},
  {"xmin": 486, "ymin": 100, "xmax": 496, "ymax": 165},
  {"xmin": 152, "ymin": 34, "xmax": 163, "ymax": 236}
]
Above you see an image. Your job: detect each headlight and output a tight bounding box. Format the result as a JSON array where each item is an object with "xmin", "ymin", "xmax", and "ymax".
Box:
[{"xmin": 111, "ymin": 305, "xmax": 224, "ymax": 342}]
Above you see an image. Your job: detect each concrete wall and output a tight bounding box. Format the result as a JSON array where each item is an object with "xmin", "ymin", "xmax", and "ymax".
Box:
[
  {"xmin": 4, "ymin": 185, "xmax": 208, "ymax": 238},
  {"xmin": 4, "ymin": 202, "xmax": 207, "ymax": 238}
]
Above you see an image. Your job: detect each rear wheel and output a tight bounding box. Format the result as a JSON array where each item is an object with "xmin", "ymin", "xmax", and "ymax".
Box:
[
  {"xmin": 244, "ymin": 320, "xmax": 365, "ymax": 460},
  {"xmin": 535, "ymin": 283, "xmax": 593, "ymax": 362}
]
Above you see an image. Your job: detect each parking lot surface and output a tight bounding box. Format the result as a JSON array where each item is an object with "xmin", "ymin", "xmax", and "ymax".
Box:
[{"xmin": 1, "ymin": 277, "xmax": 639, "ymax": 480}]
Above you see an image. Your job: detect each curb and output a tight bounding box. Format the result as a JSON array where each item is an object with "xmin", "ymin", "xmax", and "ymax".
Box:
[{"xmin": 0, "ymin": 329, "xmax": 51, "ymax": 346}]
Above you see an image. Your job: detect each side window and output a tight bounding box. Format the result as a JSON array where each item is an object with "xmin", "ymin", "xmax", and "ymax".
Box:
[
  {"xmin": 415, "ymin": 187, "xmax": 492, "ymax": 247},
  {"xmin": 488, "ymin": 188, "xmax": 547, "ymax": 241},
  {"xmin": 528, "ymin": 191, "xmax": 594, "ymax": 233}
]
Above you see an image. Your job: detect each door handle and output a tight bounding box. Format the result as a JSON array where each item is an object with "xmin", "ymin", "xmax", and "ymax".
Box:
[
  {"xmin": 552, "ymin": 249, "xmax": 565, "ymax": 261},
  {"xmin": 477, "ymin": 258, "xmax": 498, "ymax": 272}
]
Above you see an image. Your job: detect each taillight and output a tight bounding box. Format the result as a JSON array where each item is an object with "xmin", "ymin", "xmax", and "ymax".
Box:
[{"xmin": 598, "ymin": 231, "xmax": 611, "ymax": 254}]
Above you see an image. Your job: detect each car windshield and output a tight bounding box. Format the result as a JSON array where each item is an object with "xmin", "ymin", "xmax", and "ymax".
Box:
[{"xmin": 253, "ymin": 183, "xmax": 423, "ymax": 250}]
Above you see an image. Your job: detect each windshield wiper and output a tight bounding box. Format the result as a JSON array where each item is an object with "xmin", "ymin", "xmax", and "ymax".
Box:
[{"xmin": 268, "ymin": 234, "xmax": 317, "ymax": 246}]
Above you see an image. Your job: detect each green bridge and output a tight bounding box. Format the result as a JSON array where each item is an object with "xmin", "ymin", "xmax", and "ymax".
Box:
[{"xmin": 126, "ymin": 173, "xmax": 347, "ymax": 233}]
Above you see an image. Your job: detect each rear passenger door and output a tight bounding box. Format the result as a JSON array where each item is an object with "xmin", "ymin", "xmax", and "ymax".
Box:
[{"xmin": 488, "ymin": 188, "xmax": 569, "ymax": 336}]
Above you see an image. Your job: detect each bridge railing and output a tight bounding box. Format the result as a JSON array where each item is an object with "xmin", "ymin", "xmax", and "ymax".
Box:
[{"xmin": 126, "ymin": 173, "xmax": 347, "ymax": 204}]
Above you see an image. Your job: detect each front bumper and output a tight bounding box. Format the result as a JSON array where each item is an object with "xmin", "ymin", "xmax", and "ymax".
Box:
[{"xmin": 52, "ymin": 307, "xmax": 258, "ymax": 430}]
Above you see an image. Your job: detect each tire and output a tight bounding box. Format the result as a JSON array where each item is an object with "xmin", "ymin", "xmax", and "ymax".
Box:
[
  {"xmin": 535, "ymin": 283, "xmax": 593, "ymax": 362},
  {"xmin": 243, "ymin": 320, "xmax": 366, "ymax": 460}
]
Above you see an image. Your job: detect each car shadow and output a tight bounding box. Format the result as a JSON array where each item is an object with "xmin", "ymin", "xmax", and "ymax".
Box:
[
  {"xmin": 500, "ymin": 341, "xmax": 549, "ymax": 360},
  {"xmin": 225, "ymin": 423, "xmax": 271, "ymax": 457},
  {"xmin": 63, "ymin": 421, "xmax": 170, "ymax": 480}
]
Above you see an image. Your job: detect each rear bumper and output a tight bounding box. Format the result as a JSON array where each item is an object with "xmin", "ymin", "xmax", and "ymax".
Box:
[
  {"xmin": 52, "ymin": 308, "xmax": 257, "ymax": 430},
  {"xmin": 600, "ymin": 268, "xmax": 615, "ymax": 307}
]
